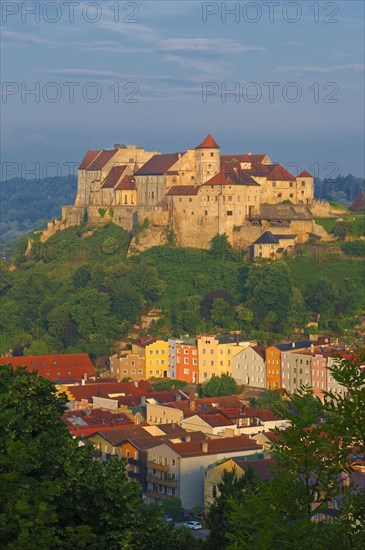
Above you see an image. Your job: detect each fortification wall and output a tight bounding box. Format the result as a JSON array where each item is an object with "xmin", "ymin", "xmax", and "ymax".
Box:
[{"xmin": 310, "ymin": 200, "xmax": 348, "ymax": 217}]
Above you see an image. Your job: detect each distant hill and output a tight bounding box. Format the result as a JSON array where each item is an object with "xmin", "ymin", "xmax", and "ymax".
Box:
[
  {"xmin": 0, "ymin": 176, "xmax": 77, "ymax": 243},
  {"xmin": 314, "ymin": 174, "xmax": 365, "ymax": 206}
]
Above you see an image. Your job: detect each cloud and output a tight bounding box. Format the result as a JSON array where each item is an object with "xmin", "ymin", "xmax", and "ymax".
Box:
[
  {"xmin": 1, "ymin": 28, "xmax": 54, "ymax": 47},
  {"xmin": 274, "ymin": 64, "xmax": 364, "ymax": 75},
  {"xmin": 158, "ymin": 38, "xmax": 265, "ymax": 55}
]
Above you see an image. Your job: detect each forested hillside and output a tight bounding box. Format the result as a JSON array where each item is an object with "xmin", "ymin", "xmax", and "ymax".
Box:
[
  {"xmin": 0, "ymin": 224, "xmax": 364, "ymax": 357},
  {"xmin": 0, "ymin": 176, "xmax": 77, "ymax": 243},
  {"xmin": 314, "ymin": 174, "xmax": 364, "ymax": 205}
]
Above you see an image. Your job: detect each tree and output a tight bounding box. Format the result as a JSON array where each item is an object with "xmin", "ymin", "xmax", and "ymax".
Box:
[
  {"xmin": 201, "ymin": 374, "xmax": 238, "ymax": 397},
  {"xmin": 210, "ymin": 297, "xmax": 235, "ymax": 328},
  {"xmin": 206, "ymin": 466, "xmax": 258, "ymax": 549},
  {"xmin": 246, "ymin": 260, "xmax": 293, "ymax": 332},
  {"xmin": 0, "ymin": 365, "xmax": 202, "ymax": 549},
  {"xmin": 225, "ymin": 352, "xmax": 365, "ymax": 549},
  {"xmin": 209, "ymin": 234, "xmax": 234, "ymax": 261},
  {"xmin": 304, "ymin": 279, "xmax": 337, "ymax": 316}
]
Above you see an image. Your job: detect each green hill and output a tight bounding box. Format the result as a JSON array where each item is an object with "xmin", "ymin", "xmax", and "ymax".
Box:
[
  {"xmin": 0, "ymin": 222, "xmax": 364, "ymax": 357},
  {"xmin": 0, "ymin": 176, "xmax": 77, "ymax": 243}
]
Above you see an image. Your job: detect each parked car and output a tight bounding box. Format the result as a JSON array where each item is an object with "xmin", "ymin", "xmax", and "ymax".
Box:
[
  {"xmin": 163, "ymin": 514, "xmax": 173, "ymax": 523},
  {"xmin": 184, "ymin": 520, "xmax": 203, "ymax": 530}
]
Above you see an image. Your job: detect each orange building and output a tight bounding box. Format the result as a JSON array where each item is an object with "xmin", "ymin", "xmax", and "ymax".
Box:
[
  {"xmin": 265, "ymin": 346, "xmax": 281, "ymax": 390},
  {"xmin": 175, "ymin": 343, "xmax": 199, "ymax": 383}
]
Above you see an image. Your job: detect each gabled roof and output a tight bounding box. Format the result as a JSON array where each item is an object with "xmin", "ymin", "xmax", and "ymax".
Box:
[
  {"xmin": 196, "ymin": 134, "xmax": 220, "ymax": 149},
  {"xmin": 164, "ymin": 435, "xmax": 261, "ymax": 458},
  {"xmin": 0, "ymin": 354, "xmax": 95, "ymax": 382},
  {"xmin": 135, "ymin": 153, "xmax": 180, "ymax": 176},
  {"xmin": 67, "ymin": 380, "xmax": 152, "ymax": 403},
  {"xmin": 79, "ymin": 150, "xmax": 102, "ymax": 170},
  {"xmin": 267, "ymin": 164, "xmax": 296, "ymax": 181},
  {"xmin": 254, "ymin": 231, "xmax": 279, "ymax": 245},
  {"xmin": 204, "ymin": 170, "xmax": 260, "ymax": 187},
  {"xmin": 298, "ymin": 170, "xmax": 312, "ymax": 178},
  {"xmin": 101, "ymin": 165, "xmax": 128, "ymax": 188},
  {"xmin": 87, "ymin": 150, "xmax": 117, "ymax": 171},
  {"xmin": 233, "ymin": 457, "xmax": 277, "ymax": 481},
  {"xmin": 166, "ymin": 185, "xmax": 198, "ymax": 196},
  {"xmin": 116, "ymin": 175, "xmax": 136, "ymax": 191}
]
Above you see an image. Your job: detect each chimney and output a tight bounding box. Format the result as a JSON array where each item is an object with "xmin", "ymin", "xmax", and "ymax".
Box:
[
  {"xmin": 202, "ymin": 441, "xmax": 208, "ymax": 453},
  {"xmin": 134, "ymin": 380, "xmax": 139, "ymax": 388},
  {"xmin": 292, "ymin": 342, "xmax": 295, "ymax": 348},
  {"xmin": 185, "ymin": 435, "xmax": 191, "ymax": 442},
  {"xmin": 235, "ymin": 334, "xmax": 240, "ymax": 345},
  {"xmin": 190, "ymin": 400, "xmax": 196, "ymax": 411}
]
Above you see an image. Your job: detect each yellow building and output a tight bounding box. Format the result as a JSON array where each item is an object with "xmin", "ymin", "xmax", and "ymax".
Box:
[
  {"xmin": 197, "ymin": 336, "xmax": 250, "ymax": 383},
  {"xmin": 145, "ymin": 340, "xmax": 169, "ymax": 378}
]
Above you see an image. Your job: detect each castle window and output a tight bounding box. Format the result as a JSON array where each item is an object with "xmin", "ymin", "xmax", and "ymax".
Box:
[
  {"xmin": 124, "ymin": 195, "xmax": 128, "ymax": 204},
  {"xmin": 189, "ymin": 198, "xmax": 192, "ymax": 202},
  {"xmin": 210, "ymin": 152, "xmax": 214, "ymax": 157},
  {"xmin": 172, "ymin": 178, "xmax": 176, "ymax": 183},
  {"xmin": 208, "ymin": 164, "xmax": 211, "ymax": 168},
  {"xmin": 290, "ymin": 193, "xmax": 294, "ymax": 198},
  {"xmin": 205, "ymin": 210, "xmax": 208, "ymax": 215},
  {"xmin": 289, "ymin": 182, "xmax": 294, "ymax": 187},
  {"xmin": 151, "ymin": 192, "xmax": 154, "ymax": 199},
  {"xmin": 302, "ymin": 181, "xmax": 305, "ymax": 186},
  {"xmin": 272, "ymin": 182, "xmax": 276, "ymax": 187},
  {"xmin": 278, "ymin": 193, "xmax": 282, "ymax": 198},
  {"xmin": 227, "ymin": 211, "xmax": 233, "ymax": 216},
  {"xmin": 228, "ymin": 196, "xmax": 232, "ymax": 201},
  {"xmin": 179, "ymin": 198, "xmax": 182, "ymax": 202}
]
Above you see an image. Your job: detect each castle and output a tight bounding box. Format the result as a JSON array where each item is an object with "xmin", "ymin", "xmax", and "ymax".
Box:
[{"xmin": 55, "ymin": 135, "xmax": 316, "ymax": 254}]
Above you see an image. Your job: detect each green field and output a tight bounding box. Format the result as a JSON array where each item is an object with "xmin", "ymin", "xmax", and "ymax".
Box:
[{"xmin": 315, "ymin": 214, "xmax": 365, "ymax": 238}]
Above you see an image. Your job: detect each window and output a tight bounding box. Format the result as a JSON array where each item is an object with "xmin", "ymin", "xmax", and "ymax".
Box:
[
  {"xmin": 184, "ymin": 358, "xmax": 189, "ymax": 364},
  {"xmin": 138, "ymin": 369, "xmax": 143, "ymax": 374},
  {"xmin": 289, "ymin": 182, "xmax": 293, "ymax": 187},
  {"xmin": 272, "ymin": 182, "xmax": 276, "ymax": 187},
  {"xmin": 151, "ymin": 191, "xmax": 154, "ymax": 199},
  {"xmin": 227, "ymin": 210, "xmax": 233, "ymax": 216},
  {"xmin": 156, "ymin": 350, "xmax": 159, "ymax": 355},
  {"xmin": 131, "ymin": 369, "xmax": 136, "ymax": 374},
  {"xmin": 302, "ymin": 181, "xmax": 305, "ymax": 186},
  {"xmin": 290, "ymin": 193, "xmax": 294, "ymax": 198},
  {"xmin": 184, "ymin": 368, "xmax": 189, "ymax": 375},
  {"xmin": 228, "ymin": 196, "xmax": 232, "ymax": 201},
  {"xmin": 131, "ymin": 360, "xmax": 135, "ymax": 366},
  {"xmin": 123, "ymin": 369, "xmax": 128, "ymax": 374},
  {"xmin": 210, "ymin": 152, "xmax": 214, "ymax": 157},
  {"xmin": 172, "ymin": 458, "xmax": 176, "ymax": 466}
]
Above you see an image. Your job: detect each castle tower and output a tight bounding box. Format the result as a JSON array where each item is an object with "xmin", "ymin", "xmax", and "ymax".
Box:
[{"xmin": 195, "ymin": 134, "xmax": 220, "ymax": 184}]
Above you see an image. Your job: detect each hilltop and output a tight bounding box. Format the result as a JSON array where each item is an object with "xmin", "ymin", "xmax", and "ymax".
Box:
[{"xmin": 1, "ymin": 221, "xmax": 364, "ymax": 357}]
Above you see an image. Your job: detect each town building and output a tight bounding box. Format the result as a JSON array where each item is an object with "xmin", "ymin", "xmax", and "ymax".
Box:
[
  {"xmin": 109, "ymin": 352, "xmax": 146, "ymax": 381},
  {"xmin": 146, "ymin": 435, "xmax": 263, "ymax": 509}
]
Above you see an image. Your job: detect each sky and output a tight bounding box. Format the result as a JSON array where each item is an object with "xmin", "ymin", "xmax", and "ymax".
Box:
[{"xmin": 1, "ymin": 0, "xmax": 364, "ymax": 180}]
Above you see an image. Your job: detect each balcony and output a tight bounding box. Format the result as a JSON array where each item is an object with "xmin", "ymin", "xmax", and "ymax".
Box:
[
  {"xmin": 146, "ymin": 490, "xmax": 174, "ymax": 501},
  {"xmin": 127, "ymin": 457, "xmax": 139, "ymax": 466},
  {"xmin": 146, "ymin": 474, "xmax": 178, "ymax": 488},
  {"xmin": 128, "ymin": 471, "xmax": 140, "ymax": 480},
  {"xmin": 146, "ymin": 461, "xmax": 169, "ymax": 472}
]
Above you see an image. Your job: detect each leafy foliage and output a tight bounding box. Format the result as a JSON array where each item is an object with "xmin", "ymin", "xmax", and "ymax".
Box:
[
  {"xmin": 0, "ymin": 365, "xmax": 202, "ymax": 549},
  {"xmin": 198, "ymin": 373, "xmax": 238, "ymax": 397},
  {"xmin": 225, "ymin": 352, "xmax": 365, "ymax": 549}
]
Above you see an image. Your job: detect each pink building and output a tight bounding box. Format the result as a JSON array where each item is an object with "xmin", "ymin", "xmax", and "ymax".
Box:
[{"xmin": 311, "ymin": 353, "xmax": 328, "ymax": 401}]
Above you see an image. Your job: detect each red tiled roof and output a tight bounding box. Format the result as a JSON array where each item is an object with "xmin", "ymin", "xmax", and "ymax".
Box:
[
  {"xmin": 196, "ymin": 134, "xmax": 220, "ymax": 149},
  {"xmin": 267, "ymin": 164, "xmax": 296, "ymax": 181},
  {"xmin": 101, "ymin": 165, "xmax": 128, "ymax": 188},
  {"xmin": 298, "ymin": 170, "xmax": 312, "ymax": 178},
  {"xmin": 166, "ymin": 185, "xmax": 198, "ymax": 196},
  {"xmin": 79, "ymin": 150, "xmax": 101, "ymax": 170},
  {"xmin": 116, "ymin": 175, "xmax": 136, "ymax": 191},
  {"xmin": 247, "ymin": 163, "xmax": 272, "ymax": 177},
  {"xmin": 233, "ymin": 457, "xmax": 277, "ymax": 480},
  {"xmin": 135, "ymin": 153, "xmax": 180, "ymax": 176},
  {"xmin": 87, "ymin": 150, "xmax": 117, "ymax": 171},
  {"xmin": 67, "ymin": 380, "xmax": 152, "ymax": 403},
  {"xmin": 0, "ymin": 354, "xmax": 95, "ymax": 382},
  {"xmin": 252, "ymin": 345, "xmax": 267, "ymax": 359},
  {"xmin": 244, "ymin": 407, "xmax": 279, "ymax": 422},
  {"xmin": 166, "ymin": 435, "xmax": 261, "ymax": 457},
  {"xmin": 204, "ymin": 170, "xmax": 259, "ymax": 187},
  {"xmin": 63, "ymin": 409, "xmax": 134, "ymax": 437}
]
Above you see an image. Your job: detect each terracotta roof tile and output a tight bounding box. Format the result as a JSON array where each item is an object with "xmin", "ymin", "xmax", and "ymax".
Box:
[
  {"xmin": 166, "ymin": 435, "xmax": 261, "ymax": 457},
  {"xmin": 267, "ymin": 164, "xmax": 296, "ymax": 181},
  {"xmin": 196, "ymin": 134, "xmax": 220, "ymax": 149},
  {"xmin": 0, "ymin": 354, "xmax": 95, "ymax": 382},
  {"xmin": 87, "ymin": 150, "xmax": 117, "ymax": 171},
  {"xmin": 101, "ymin": 165, "xmax": 128, "ymax": 188},
  {"xmin": 298, "ymin": 170, "xmax": 312, "ymax": 178},
  {"xmin": 135, "ymin": 153, "xmax": 180, "ymax": 176},
  {"xmin": 166, "ymin": 185, "xmax": 198, "ymax": 196},
  {"xmin": 79, "ymin": 150, "xmax": 102, "ymax": 170},
  {"xmin": 116, "ymin": 175, "xmax": 136, "ymax": 191}
]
